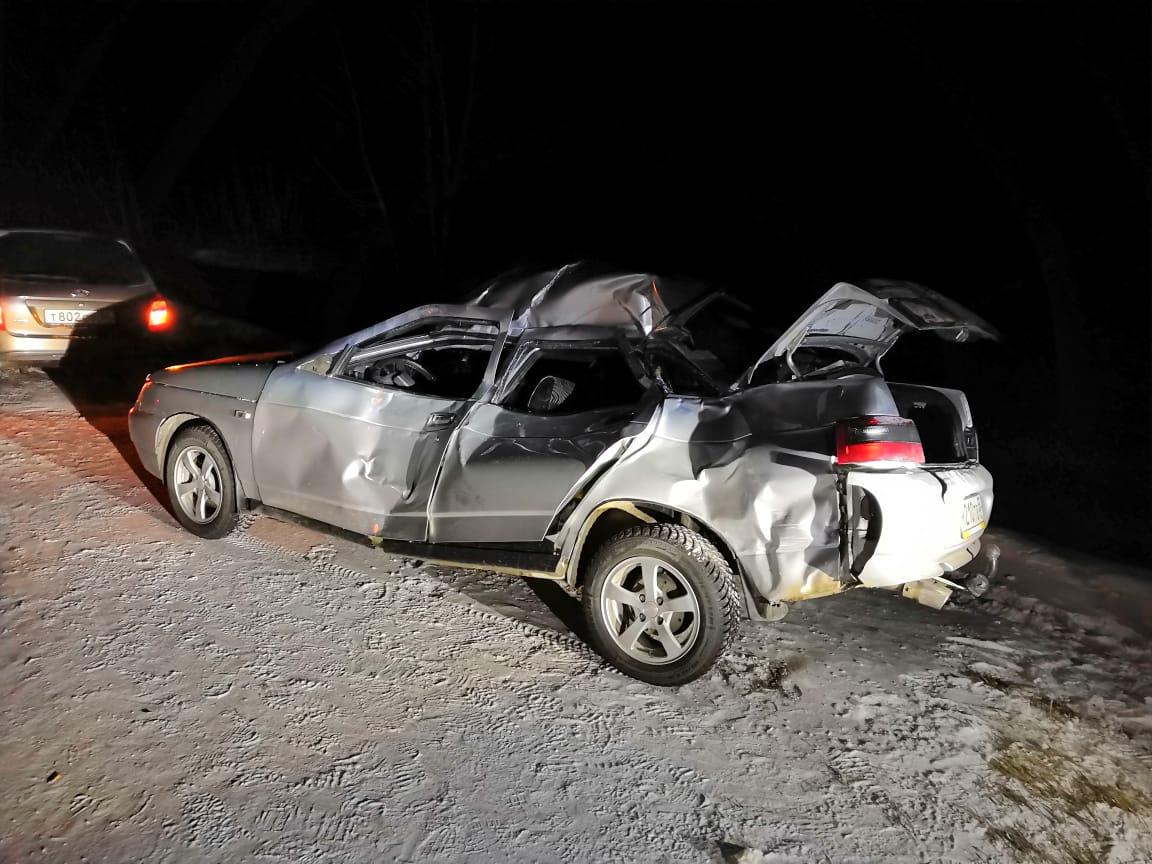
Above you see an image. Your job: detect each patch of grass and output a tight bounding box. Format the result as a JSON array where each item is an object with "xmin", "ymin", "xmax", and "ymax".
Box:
[
  {"xmin": 962, "ymin": 667, "xmax": 1079, "ymax": 721},
  {"xmin": 989, "ymin": 735, "xmax": 1150, "ymax": 818},
  {"xmin": 984, "ymin": 823, "xmax": 1044, "ymax": 859},
  {"xmin": 1026, "ymin": 695, "xmax": 1079, "ymax": 722},
  {"xmin": 983, "ymin": 818, "xmax": 1114, "ymax": 864},
  {"xmin": 979, "ymin": 721, "xmax": 1151, "ymax": 864},
  {"xmin": 1053, "ymin": 836, "xmax": 1114, "ymax": 864},
  {"xmin": 990, "ymin": 783, "xmax": 1030, "ymax": 809}
]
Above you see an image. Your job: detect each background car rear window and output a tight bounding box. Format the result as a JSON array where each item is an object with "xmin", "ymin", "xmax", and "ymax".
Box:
[
  {"xmin": 509, "ymin": 349, "xmax": 644, "ymax": 414},
  {"xmin": 0, "ymin": 233, "xmax": 148, "ymax": 284}
]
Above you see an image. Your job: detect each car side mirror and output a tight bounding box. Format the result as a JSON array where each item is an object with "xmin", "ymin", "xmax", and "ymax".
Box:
[{"xmin": 527, "ymin": 375, "xmax": 576, "ymax": 413}]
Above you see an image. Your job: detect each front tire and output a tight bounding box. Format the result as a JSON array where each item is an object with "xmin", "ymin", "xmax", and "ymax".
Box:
[
  {"xmin": 582, "ymin": 524, "xmax": 741, "ymax": 686},
  {"xmin": 165, "ymin": 425, "xmax": 238, "ymax": 539}
]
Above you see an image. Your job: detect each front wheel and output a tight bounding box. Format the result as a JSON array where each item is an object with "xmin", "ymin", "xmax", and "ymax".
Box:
[
  {"xmin": 582, "ymin": 524, "xmax": 741, "ymax": 686},
  {"xmin": 165, "ymin": 425, "xmax": 238, "ymax": 539}
]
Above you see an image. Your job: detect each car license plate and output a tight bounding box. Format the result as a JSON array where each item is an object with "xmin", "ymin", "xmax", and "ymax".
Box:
[
  {"xmin": 43, "ymin": 309, "xmax": 94, "ymax": 326},
  {"xmin": 961, "ymin": 493, "xmax": 986, "ymax": 539}
]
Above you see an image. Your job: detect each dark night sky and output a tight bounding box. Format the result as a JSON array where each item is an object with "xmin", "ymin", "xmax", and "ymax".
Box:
[{"xmin": 2, "ymin": 0, "xmax": 1149, "ymax": 559}]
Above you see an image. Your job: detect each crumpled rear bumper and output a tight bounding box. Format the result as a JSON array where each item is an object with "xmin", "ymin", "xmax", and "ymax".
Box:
[{"xmin": 847, "ymin": 463, "xmax": 994, "ymax": 588}]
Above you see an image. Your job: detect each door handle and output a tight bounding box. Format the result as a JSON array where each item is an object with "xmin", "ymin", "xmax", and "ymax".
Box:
[{"xmin": 425, "ymin": 412, "xmax": 457, "ymax": 430}]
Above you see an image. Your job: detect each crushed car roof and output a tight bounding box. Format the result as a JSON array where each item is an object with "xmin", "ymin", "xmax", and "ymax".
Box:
[{"xmin": 465, "ymin": 262, "xmax": 713, "ymax": 336}]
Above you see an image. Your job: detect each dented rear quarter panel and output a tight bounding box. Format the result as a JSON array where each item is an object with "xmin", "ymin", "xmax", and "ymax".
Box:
[{"xmin": 553, "ymin": 377, "xmax": 903, "ymax": 604}]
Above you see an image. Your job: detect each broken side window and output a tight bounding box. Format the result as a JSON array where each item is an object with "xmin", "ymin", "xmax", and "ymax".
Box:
[
  {"xmin": 671, "ymin": 294, "xmax": 776, "ymax": 388},
  {"xmin": 504, "ymin": 347, "xmax": 646, "ymax": 415},
  {"xmin": 339, "ymin": 320, "xmax": 498, "ymax": 399}
]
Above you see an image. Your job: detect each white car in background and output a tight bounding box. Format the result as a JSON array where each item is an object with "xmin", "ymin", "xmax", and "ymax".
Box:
[{"xmin": 0, "ymin": 229, "xmax": 158, "ymax": 366}]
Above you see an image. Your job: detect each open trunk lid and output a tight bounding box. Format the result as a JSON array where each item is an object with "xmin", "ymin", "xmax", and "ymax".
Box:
[{"xmin": 739, "ymin": 280, "xmax": 999, "ymax": 386}]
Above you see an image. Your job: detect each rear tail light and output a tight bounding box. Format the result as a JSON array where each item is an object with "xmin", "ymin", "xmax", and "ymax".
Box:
[
  {"xmin": 147, "ymin": 297, "xmax": 172, "ymax": 331},
  {"xmin": 835, "ymin": 415, "xmax": 925, "ymax": 465},
  {"xmin": 0, "ymin": 305, "xmax": 5, "ymax": 331}
]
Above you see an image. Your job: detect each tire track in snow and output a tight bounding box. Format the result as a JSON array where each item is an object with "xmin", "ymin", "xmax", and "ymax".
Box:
[{"xmin": 225, "ymin": 513, "xmax": 596, "ymax": 659}]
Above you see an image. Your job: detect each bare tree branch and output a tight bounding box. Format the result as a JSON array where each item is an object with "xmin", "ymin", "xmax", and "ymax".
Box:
[
  {"xmin": 140, "ymin": 0, "xmax": 316, "ymax": 212},
  {"xmin": 333, "ymin": 22, "xmax": 395, "ymax": 253}
]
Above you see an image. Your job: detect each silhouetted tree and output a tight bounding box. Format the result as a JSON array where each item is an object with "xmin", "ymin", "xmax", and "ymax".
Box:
[
  {"xmin": 33, "ymin": 0, "xmax": 142, "ymax": 154},
  {"xmin": 403, "ymin": 0, "xmax": 483, "ymax": 282},
  {"xmin": 139, "ymin": 0, "xmax": 316, "ymax": 215},
  {"xmin": 874, "ymin": 9, "xmax": 1091, "ymax": 415}
]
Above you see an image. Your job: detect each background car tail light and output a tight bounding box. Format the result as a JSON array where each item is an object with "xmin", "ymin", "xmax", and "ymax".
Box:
[
  {"xmin": 835, "ymin": 415, "xmax": 925, "ymax": 464},
  {"xmin": 147, "ymin": 298, "xmax": 172, "ymax": 331}
]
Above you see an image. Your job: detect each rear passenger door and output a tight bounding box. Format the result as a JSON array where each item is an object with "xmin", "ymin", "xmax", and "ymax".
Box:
[{"xmin": 429, "ymin": 338, "xmax": 653, "ymax": 543}]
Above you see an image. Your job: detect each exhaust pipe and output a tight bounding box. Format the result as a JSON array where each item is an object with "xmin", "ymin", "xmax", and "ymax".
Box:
[
  {"xmin": 964, "ymin": 543, "xmax": 1000, "ymax": 598},
  {"xmin": 903, "ymin": 543, "xmax": 1002, "ymax": 610}
]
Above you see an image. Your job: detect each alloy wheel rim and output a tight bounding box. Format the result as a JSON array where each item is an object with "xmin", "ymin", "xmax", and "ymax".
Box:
[
  {"xmin": 600, "ymin": 555, "xmax": 700, "ymax": 665},
  {"xmin": 173, "ymin": 446, "xmax": 223, "ymax": 524}
]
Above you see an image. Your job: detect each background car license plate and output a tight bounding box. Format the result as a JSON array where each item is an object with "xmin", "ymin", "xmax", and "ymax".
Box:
[
  {"xmin": 961, "ymin": 493, "xmax": 986, "ymax": 538},
  {"xmin": 44, "ymin": 309, "xmax": 94, "ymax": 325}
]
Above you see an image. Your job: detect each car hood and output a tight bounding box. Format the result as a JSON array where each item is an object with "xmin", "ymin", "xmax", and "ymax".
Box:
[
  {"xmin": 149, "ymin": 352, "xmax": 291, "ymax": 401},
  {"xmin": 741, "ymin": 279, "xmax": 999, "ymax": 383}
]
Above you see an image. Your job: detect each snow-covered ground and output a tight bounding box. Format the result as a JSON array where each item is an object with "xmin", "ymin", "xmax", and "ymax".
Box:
[{"xmin": 2, "ymin": 366, "xmax": 1151, "ymax": 863}]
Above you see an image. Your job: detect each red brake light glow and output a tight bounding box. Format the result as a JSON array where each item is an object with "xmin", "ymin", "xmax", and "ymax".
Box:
[
  {"xmin": 835, "ymin": 415, "xmax": 925, "ymax": 465},
  {"xmin": 147, "ymin": 298, "xmax": 172, "ymax": 331},
  {"xmin": 0, "ymin": 305, "xmax": 5, "ymax": 332}
]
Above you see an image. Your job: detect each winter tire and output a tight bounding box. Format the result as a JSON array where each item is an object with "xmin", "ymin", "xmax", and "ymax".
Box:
[
  {"xmin": 583, "ymin": 523, "xmax": 741, "ymax": 686},
  {"xmin": 165, "ymin": 425, "xmax": 238, "ymax": 539}
]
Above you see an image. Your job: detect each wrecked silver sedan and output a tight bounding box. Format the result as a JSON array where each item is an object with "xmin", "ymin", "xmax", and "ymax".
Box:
[{"xmin": 129, "ymin": 264, "xmax": 998, "ymax": 685}]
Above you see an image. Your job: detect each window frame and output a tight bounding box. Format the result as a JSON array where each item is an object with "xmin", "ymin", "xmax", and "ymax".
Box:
[
  {"xmin": 493, "ymin": 339, "xmax": 648, "ymax": 416},
  {"xmin": 322, "ymin": 306, "xmax": 511, "ymax": 402}
]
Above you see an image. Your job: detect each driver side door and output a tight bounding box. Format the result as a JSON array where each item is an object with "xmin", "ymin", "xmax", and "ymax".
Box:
[{"xmin": 251, "ymin": 306, "xmax": 508, "ymax": 540}]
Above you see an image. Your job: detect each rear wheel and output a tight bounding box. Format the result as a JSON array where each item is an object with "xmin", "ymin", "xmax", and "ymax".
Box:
[
  {"xmin": 165, "ymin": 425, "xmax": 238, "ymax": 539},
  {"xmin": 582, "ymin": 524, "xmax": 741, "ymax": 686}
]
